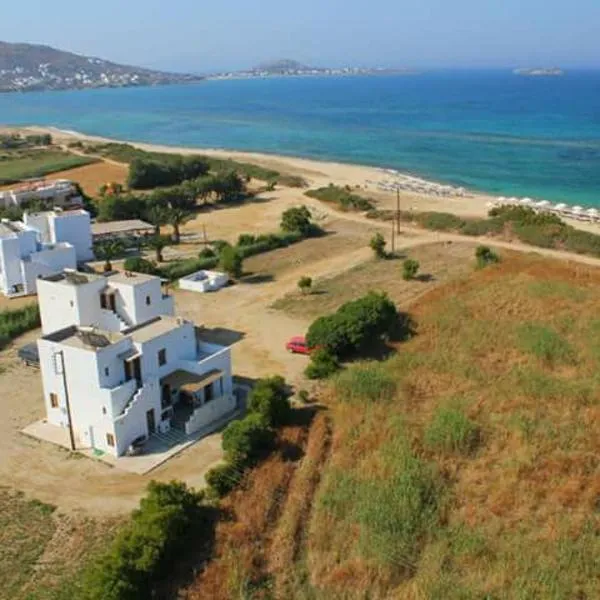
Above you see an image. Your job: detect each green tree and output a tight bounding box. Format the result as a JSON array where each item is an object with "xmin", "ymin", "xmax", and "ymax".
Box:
[
  {"xmin": 143, "ymin": 200, "xmax": 169, "ymax": 236},
  {"xmin": 145, "ymin": 235, "xmax": 169, "ymax": 263},
  {"xmin": 166, "ymin": 206, "xmax": 194, "ymax": 244},
  {"xmin": 298, "ymin": 276, "xmax": 313, "ymax": 295},
  {"xmin": 95, "ymin": 239, "xmax": 124, "ymax": 272},
  {"xmin": 369, "ymin": 232, "xmax": 387, "ymax": 258},
  {"xmin": 281, "ymin": 205, "xmax": 313, "ymax": 235},
  {"xmin": 222, "ymin": 413, "xmax": 275, "ymax": 464},
  {"xmin": 305, "ymin": 348, "xmax": 340, "ymax": 379},
  {"xmin": 247, "ymin": 376, "xmax": 291, "ymax": 427},
  {"xmin": 402, "ymin": 259, "xmax": 420, "ymax": 280},
  {"xmin": 219, "ymin": 246, "xmax": 243, "ymax": 278}
]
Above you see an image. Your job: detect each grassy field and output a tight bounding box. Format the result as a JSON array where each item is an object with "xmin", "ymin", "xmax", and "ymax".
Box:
[
  {"xmin": 0, "ymin": 150, "xmax": 97, "ymax": 185},
  {"xmin": 0, "ymin": 488, "xmax": 120, "ymax": 600},
  {"xmin": 188, "ymin": 251, "xmax": 600, "ymax": 599},
  {"xmin": 272, "ymin": 241, "xmax": 477, "ymax": 318}
]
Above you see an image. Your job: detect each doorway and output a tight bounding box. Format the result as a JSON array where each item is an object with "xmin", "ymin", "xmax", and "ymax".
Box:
[
  {"xmin": 146, "ymin": 408, "xmax": 156, "ymax": 434},
  {"xmin": 125, "ymin": 357, "xmax": 142, "ymax": 388}
]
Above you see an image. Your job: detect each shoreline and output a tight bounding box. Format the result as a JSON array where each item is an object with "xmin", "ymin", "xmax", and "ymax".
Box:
[
  {"xmin": 10, "ymin": 125, "xmax": 600, "ymax": 231},
  {"xmin": 24, "ymin": 125, "xmax": 495, "ymax": 219}
]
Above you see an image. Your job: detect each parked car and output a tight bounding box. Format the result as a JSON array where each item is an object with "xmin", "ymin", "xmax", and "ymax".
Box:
[
  {"xmin": 285, "ymin": 336, "xmax": 313, "ymax": 355},
  {"xmin": 126, "ymin": 435, "xmax": 147, "ymax": 456}
]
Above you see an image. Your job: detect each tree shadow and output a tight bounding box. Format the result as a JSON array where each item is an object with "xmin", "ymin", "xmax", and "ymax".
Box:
[{"xmin": 415, "ymin": 273, "xmax": 435, "ymax": 282}]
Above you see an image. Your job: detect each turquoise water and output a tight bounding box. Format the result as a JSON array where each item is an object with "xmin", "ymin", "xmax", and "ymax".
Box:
[{"xmin": 1, "ymin": 71, "xmax": 599, "ymax": 205}]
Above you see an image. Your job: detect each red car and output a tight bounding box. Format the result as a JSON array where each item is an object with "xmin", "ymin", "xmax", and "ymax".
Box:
[{"xmin": 285, "ymin": 336, "xmax": 312, "ymax": 355}]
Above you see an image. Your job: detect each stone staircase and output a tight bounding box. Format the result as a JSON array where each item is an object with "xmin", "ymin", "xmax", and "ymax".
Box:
[{"xmin": 151, "ymin": 426, "xmax": 186, "ymax": 447}]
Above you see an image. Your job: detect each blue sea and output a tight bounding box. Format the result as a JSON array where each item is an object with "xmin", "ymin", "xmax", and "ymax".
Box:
[{"xmin": 1, "ymin": 71, "xmax": 600, "ymax": 205}]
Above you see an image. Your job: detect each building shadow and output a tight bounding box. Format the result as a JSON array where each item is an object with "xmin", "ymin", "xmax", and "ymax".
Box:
[
  {"xmin": 198, "ymin": 327, "xmax": 245, "ymax": 347},
  {"xmin": 240, "ymin": 273, "xmax": 275, "ymax": 285}
]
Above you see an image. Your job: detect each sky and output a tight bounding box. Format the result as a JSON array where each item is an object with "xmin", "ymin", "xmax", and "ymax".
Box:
[{"xmin": 1, "ymin": 0, "xmax": 599, "ymax": 73}]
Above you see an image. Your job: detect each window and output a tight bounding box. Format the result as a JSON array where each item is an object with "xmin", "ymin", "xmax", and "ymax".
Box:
[
  {"xmin": 49, "ymin": 393, "xmax": 59, "ymax": 408},
  {"xmin": 161, "ymin": 410, "xmax": 171, "ymax": 421},
  {"xmin": 146, "ymin": 295, "xmax": 151, "ymax": 306},
  {"xmin": 106, "ymin": 433, "xmax": 115, "ymax": 447},
  {"xmin": 102, "ymin": 406, "xmax": 107, "ymax": 415},
  {"xmin": 158, "ymin": 348, "xmax": 167, "ymax": 366},
  {"xmin": 104, "ymin": 367, "xmax": 110, "ymax": 376}
]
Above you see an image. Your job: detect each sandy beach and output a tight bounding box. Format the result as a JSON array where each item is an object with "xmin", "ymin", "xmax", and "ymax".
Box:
[{"xmin": 14, "ymin": 125, "xmax": 495, "ymax": 218}]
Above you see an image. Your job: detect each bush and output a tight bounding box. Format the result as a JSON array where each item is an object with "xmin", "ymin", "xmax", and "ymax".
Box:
[
  {"xmin": 305, "ymin": 184, "xmax": 374, "ymax": 211},
  {"xmin": 298, "ymin": 276, "xmax": 313, "ymax": 294},
  {"xmin": 198, "ymin": 246, "xmax": 216, "ymax": 259},
  {"xmin": 305, "ymin": 348, "xmax": 341, "ymax": 379},
  {"xmin": 234, "ymin": 231, "xmax": 303, "ymax": 259},
  {"xmin": 218, "ymin": 246, "xmax": 243, "ymax": 279},
  {"xmin": 123, "ymin": 257, "xmax": 158, "ymax": 275},
  {"xmin": 459, "ymin": 218, "xmax": 504, "ymax": 237},
  {"xmin": 517, "ymin": 323, "xmax": 576, "ymax": 366},
  {"xmin": 424, "ymin": 407, "xmax": 480, "ymax": 455},
  {"xmin": 237, "ymin": 233, "xmax": 257, "ymax": 246},
  {"xmin": 402, "ymin": 259, "xmax": 420, "ymax": 280},
  {"xmin": 306, "ymin": 292, "xmax": 398, "ymax": 359},
  {"xmin": 205, "ymin": 462, "xmax": 243, "ymax": 497},
  {"xmin": 0, "ymin": 304, "xmax": 41, "ymax": 350},
  {"xmin": 475, "ymin": 245, "xmax": 500, "ymax": 268},
  {"xmin": 369, "ymin": 232, "xmax": 387, "ymax": 258},
  {"xmin": 128, "ymin": 156, "xmax": 209, "ymax": 190},
  {"xmin": 417, "ymin": 212, "xmax": 465, "ymax": 231},
  {"xmin": 297, "ymin": 389, "xmax": 310, "ymax": 403},
  {"xmin": 81, "ymin": 481, "xmax": 207, "ymax": 600},
  {"xmin": 222, "ymin": 413, "xmax": 275, "ymax": 464},
  {"xmin": 281, "ymin": 205, "xmax": 313, "ymax": 235},
  {"xmin": 247, "ymin": 375, "xmax": 291, "ymax": 427},
  {"xmin": 333, "ymin": 362, "xmax": 397, "ymax": 403},
  {"xmin": 157, "ymin": 256, "xmax": 218, "ymax": 280}
]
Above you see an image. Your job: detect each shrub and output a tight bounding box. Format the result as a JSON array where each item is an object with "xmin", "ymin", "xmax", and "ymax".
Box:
[
  {"xmin": 333, "ymin": 362, "xmax": 397, "ymax": 403},
  {"xmin": 307, "ymin": 292, "xmax": 398, "ymax": 359},
  {"xmin": 298, "ymin": 276, "xmax": 313, "ymax": 294},
  {"xmin": 219, "ymin": 246, "xmax": 243, "ymax": 279},
  {"xmin": 305, "ymin": 348, "xmax": 341, "ymax": 379},
  {"xmin": 417, "ymin": 212, "xmax": 465, "ymax": 231},
  {"xmin": 247, "ymin": 376, "xmax": 291, "ymax": 427},
  {"xmin": 424, "ymin": 407, "xmax": 480, "ymax": 455},
  {"xmin": 281, "ymin": 205, "xmax": 313, "ymax": 235},
  {"xmin": 157, "ymin": 256, "xmax": 218, "ymax": 281},
  {"xmin": 305, "ymin": 184, "xmax": 374, "ymax": 211},
  {"xmin": 402, "ymin": 259, "xmax": 420, "ymax": 280},
  {"xmin": 205, "ymin": 462, "xmax": 243, "ymax": 497},
  {"xmin": 369, "ymin": 232, "xmax": 387, "ymax": 258},
  {"xmin": 459, "ymin": 218, "xmax": 504, "ymax": 237},
  {"xmin": 222, "ymin": 413, "xmax": 275, "ymax": 464},
  {"xmin": 81, "ymin": 481, "xmax": 207, "ymax": 600},
  {"xmin": 0, "ymin": 304, "xmax": 41, "ymax": 350},
  {"xmin": 198, "ymin": 247, "xmax": 215, "ymax": 259},
  {"xmin": 123, "ymin": 257, "xmax": 158, "ymax": 275},
  {"xmin": 475, "ymin": 245, "xmax": 499, "ymax": 268},
  {"xmin": 297, "ymin": 389, "xmax": 310, "ymax": 403},
  {"xmin": 234, "ymin": 231, "xmax": 303, "ymax": 259},
  {"xmin": 237, "ymin": 233, "xmax": 257, "ymax": 246}
]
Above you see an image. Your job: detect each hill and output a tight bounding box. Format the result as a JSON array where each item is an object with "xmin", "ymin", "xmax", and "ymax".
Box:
[
  {"xmin": 254, "ymin": 59, "xmax": 314, "ymax": 73},
  {"xmin": 0, "ymin": 41, "xmax": 203, "ymax": 92}
]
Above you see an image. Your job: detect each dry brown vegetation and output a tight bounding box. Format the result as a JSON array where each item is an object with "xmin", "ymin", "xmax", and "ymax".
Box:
[
  {"xmin": 45, "ymin": 160, "xmax": 128, "ymax": 197},
  {"xmin": 186, "ymin": 251, "xmax": 600, "ymax": 599}
]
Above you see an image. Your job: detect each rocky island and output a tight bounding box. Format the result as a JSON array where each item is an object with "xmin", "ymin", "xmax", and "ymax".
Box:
[{"xmin": 0, "ymin": 41, "xmax": 203, "ymax": 93}]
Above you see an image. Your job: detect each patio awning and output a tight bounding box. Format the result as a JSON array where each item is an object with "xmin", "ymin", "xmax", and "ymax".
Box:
[{"xmin": 161, "ymin": 369, "xmax": 223, "ymax": 393}]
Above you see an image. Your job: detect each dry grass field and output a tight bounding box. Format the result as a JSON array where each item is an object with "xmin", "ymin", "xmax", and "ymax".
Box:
[
  {"xmin": 45, "ymin": 160, "xmax": 128, "ymax": 197},
  {"xmin": 185, "ymin": 252, "xmax": 600, "ymax": 599}
]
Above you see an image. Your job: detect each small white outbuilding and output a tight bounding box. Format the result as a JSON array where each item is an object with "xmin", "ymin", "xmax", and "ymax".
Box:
[{"xmin": 179, "ymin": 270, "xmax": 229, "ymax": 293}]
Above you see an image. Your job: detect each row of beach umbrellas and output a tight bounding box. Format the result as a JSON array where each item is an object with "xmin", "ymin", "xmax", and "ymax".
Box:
[{"xmin": 488, "ymin": 197, "xmax": 600, "ymax": 222}]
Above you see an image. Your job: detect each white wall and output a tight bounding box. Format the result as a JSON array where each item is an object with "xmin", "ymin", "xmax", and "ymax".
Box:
[
  {"xmin": 179, "ymin": 270, "xmax": 229, "ymax": 293},
  {"xmin": 50, "ymin": 212, "xmax": 94, "ymax": 262},
  {"xmin": 111, "ymin": 277, "xmax": 170, "ymax": 326},
  {"xmin": 22, "ymin": 246, "xmax": 77, "ymax": 294},
  {"xmin": 0, "ymin": 237, "xmax": 23, "ymax": 294}
]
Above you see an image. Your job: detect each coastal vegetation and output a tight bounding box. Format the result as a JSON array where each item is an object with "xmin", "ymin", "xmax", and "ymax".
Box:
[
  {"xmin": 305, "ymin": 183, "xmax": 374, "ymax": 211},
  {"xmin": 368, "ymin": 204, "xmax": 600, "ymax": 258},
  {"xmin": 0, "ymin": 304, "xmax": 40, "ymax": 350}
]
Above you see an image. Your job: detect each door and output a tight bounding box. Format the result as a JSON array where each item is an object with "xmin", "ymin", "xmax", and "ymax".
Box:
[
  {"xmin": 161, "ymin": 384, "xmax": 171, "ymax": 408},
  {"xmin": 146, "ymin": 409, "xmax": 156, "ymax": 435},
  {"xmin": 205, "ymin": 383, "xmax": 214, "ymax": 403},
  {"xmin": 109, "ymin": 294, "xmax": 116, "ymax": 312}
]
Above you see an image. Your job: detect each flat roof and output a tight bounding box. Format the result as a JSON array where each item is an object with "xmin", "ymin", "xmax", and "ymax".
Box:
[
  {"xmin": 106, "ymin": 270, "xmax": 158, "ymax": 285},
  {"xmin": 124, "ymin": 315, "xmax": 188, "ymax": 344},
  {"xmin": 91, "ymin": 219, "xmax": 153, "ymax": 237},
  {"xmin": 41, "ymin": 270, "xmax": 104, "ymax": 286}
]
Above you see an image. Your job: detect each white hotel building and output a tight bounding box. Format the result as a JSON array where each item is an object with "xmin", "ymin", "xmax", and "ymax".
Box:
[
  {"xmin": 36, "ymin": 269, "xmax": 235, "ymax": 457},
  {"xmin": 0, "ymin": 209, "xmax": 94, "ymax": 296}
]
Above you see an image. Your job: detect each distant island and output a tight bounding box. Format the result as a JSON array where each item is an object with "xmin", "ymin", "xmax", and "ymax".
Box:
[
  {"xmin": 0, "ymin": 41, "xmax": 203, "ymax": 93},
  {"xmin": 513, "ymin": 67, "xmax": 564, "ymax": 77},
  {"xmin": 207, "ymin": 58, "xmax": 417, "ymax": 80}
]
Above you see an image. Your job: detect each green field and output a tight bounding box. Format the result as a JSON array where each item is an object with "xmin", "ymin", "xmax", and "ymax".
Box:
[{"xmin": 0, "ymin": 150, "xmax": 97, "ymax": 185}]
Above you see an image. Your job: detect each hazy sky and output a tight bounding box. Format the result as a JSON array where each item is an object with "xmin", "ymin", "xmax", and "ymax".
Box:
[{"xmin": 2, "ymin": 0, "xmax": 599, "ymax": 72}]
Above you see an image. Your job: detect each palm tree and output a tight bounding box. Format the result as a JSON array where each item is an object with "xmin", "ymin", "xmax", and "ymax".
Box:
[
  {"xmin": 95, "ymin": 239, "xmax": 124, "ymax": 272},
  {"xmin": 167, "ymin": 206, "xmax": 194, "ymax": 244}
]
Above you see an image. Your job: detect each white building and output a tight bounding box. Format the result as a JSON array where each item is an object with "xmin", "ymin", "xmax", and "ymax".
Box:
[
  {"xmin": 36, "ymin": 269, "xmax": 235, "ymax": 457},
  {"xmin": 0, "ymin": 179, "xmax": 82, "ymax": 209},
  {"xmin": 0, "ymin": 209, "xmax": 94, "ymax": 297}
]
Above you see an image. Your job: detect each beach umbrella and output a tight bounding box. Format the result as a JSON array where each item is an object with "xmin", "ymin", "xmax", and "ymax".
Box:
[
  {"xmin": 571, "ymin": 205, "xmax": 584, "ymax": 213},
  {"xmin": 507, "ymin": 197, "xmax": 519, "ymax": 204},
  {"xmin": 554, "ymin": 203, "xmax": 568, "ymax": 211},
  {"xmin": 585, "ymin": 208, "xmax": 599, "ymax": 219},
  {"xmin": 535, "ymin": 200, "xmax": 551, "ymax": 208},
  {"xmin": 520, "ymin": 197, "xmax": 533, "ymax": 205}
]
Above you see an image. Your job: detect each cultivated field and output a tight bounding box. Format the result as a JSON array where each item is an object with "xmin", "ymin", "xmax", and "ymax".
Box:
[{"xmin": 0, "ymin": 150, "xmax": 96, "ymax": 186}]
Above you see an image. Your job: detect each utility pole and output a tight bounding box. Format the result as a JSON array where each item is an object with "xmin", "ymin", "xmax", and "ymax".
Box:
[
  {"xmin": 396, "ymin": 189, "xmax": 401, "ymax": 234},
  {"xmin": 54, "ymin": 351, "xmax": 75, "ymax": 451},
  {"xmin": 391, "ymin": 222, "xmax": 395, "ymax": 255}
]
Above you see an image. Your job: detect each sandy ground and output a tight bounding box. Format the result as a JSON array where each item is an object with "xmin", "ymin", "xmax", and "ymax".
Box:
[{"xmin": 45, "ymin": 161, "xmax": 128, "ymax": 197}]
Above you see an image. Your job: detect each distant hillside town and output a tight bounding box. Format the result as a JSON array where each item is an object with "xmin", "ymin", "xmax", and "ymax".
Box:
[
  {"xmin": 208, "ymin": 59, "xmax": 416, "ymax": 80},
  {"xmin": 0, "ymin": 41, "xmax": 203, "ymax": 92}
]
